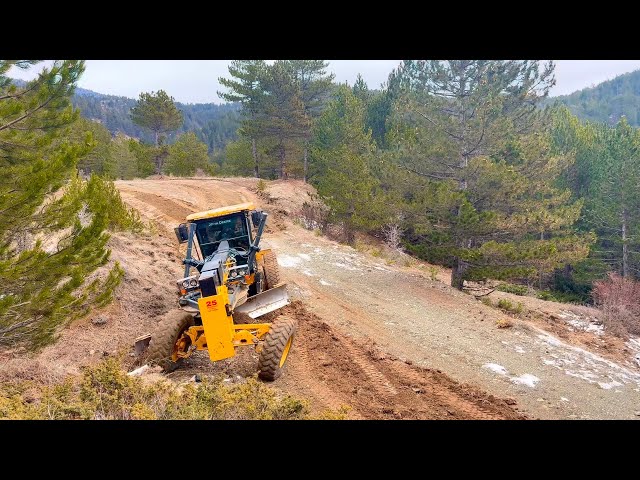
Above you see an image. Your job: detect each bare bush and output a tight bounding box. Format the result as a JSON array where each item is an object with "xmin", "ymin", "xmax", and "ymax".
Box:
[
  {"xmin": 592, "ymin": 273, "xmax": 640, "ymax": 338},
  {"xmin": 381, "ymin": 223, "xmax": 404, "ymax": 252},
  {"xmin": 298, "ymin": 195, "xmax": 330, "ymax": 233}
]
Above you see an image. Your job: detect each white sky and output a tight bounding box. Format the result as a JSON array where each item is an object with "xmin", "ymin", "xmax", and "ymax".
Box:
[{"xmin": 9, "ymin": 60, "xmax": 640, "ymax": 104}]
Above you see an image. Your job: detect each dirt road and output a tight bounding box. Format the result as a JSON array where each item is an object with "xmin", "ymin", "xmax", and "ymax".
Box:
[{"xmin": 110, "ymin": 178, "xmax": 640, "ymax": 419}]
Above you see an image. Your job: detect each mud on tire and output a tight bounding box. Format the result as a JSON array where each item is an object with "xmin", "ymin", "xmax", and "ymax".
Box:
[
  {"xmin": 262, "ymin": 250, "xmax": 281, "ymax": 289},
  {"xmin": 258, "ymin": 316, "xmax": 297, "ymax": 381},
  {"xmin": 147, "ymin": 310, "xmax": 195, "ymax": 373}
]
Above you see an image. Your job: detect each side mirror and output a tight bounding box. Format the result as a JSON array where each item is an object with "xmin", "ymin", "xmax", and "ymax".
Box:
[
  {"xmin": 174, "ymin": 223, "xmax": 189, "ymax": 244},
  {"xmin": 251, "ymin": 210, "xmax": 265, "ymax": 228}
]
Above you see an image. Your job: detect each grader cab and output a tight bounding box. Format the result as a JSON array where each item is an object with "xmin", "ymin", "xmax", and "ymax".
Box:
[{"xmin": 137, "ymin": 202, "xmax": 295, "ymax": 381}]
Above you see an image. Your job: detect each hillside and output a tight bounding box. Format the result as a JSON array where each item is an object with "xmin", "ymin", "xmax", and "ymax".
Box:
[
  {"xmin": 550, "ymin": 69, "xmax": 640, "ymax": 126},
  {"xmin": 12, "ymin": 79, "xmax": 240, "ymax": 150},
  {"xmin": 73, "ymin": 88, "xmax": 240, "ymax": 150},
  {"xmin": 3, "ymin": 177, "xmax": 640, "ymax": 419}
]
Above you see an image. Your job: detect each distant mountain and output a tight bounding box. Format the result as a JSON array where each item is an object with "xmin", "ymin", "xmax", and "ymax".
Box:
[
  {"xmin": 71, "ymin": 87, "xmax": 240, "ymax": 150},
  {"xmin": 11, "ymin": 79, "xmax": 240, "ymax": 150},
  {"xmin": 549, "ymin": 70, "xmax": 640, "ymax": 126}
]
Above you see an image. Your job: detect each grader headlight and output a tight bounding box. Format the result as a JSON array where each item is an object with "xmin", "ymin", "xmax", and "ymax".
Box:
[{"xmin": 177, "ymin": 275, "xmax": 199, "ymax": 295}]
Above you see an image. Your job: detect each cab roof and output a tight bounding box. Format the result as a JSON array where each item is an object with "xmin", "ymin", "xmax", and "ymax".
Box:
[{"xmin": 186, "ymin": 202, "xmax": 255, "ymax": 222}]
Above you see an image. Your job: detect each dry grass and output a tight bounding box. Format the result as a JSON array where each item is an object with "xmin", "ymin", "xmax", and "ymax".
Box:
[
  {"xmin": 495, "ymin": 318, "xmax": 514, "ymax": 329},
  {"xmin": 0, "ymin": 357, "xmax": 346, "ymax": 420}
]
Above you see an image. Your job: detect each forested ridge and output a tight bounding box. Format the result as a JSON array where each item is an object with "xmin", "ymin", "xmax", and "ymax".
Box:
[
  {"xmin": 12, "ymin": 79, "xmax": 240, "ymax": 151},
  {"xmin": 550, "ymin": 69, "xmax": 640, "ymax": 126}
]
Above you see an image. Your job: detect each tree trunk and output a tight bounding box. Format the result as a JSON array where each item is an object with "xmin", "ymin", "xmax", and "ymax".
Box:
[
  {"xmin": 154, "ymin": 130, "xmax": 159, "ymax": 146},
  {"xmin": 252, "ymin": 137, "xmax": 259, "ymax": 178},
  {"xmin": 451, "ymin": 257, "xmax": 467, "ymax": 290},
  {"xmin": 451, "ymin": 151, "xmax": 469, "ymax": 289},
  {"xmin": 278, "ymin": 142, "xmax": 286, "ymax": 179},
  {"xmin": 303, "ymin": 147, "xmax": 308, "ymax": 183},
  {"xmin": 622, "ymin": 208, "xmax": 629, "ymax": 278}
]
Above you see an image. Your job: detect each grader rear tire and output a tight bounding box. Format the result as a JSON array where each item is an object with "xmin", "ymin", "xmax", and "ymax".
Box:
[
  {"xmin": 262, "ymin": 251, "xmax": 281, "ymax": 289},
  {"xmin": 147, "ymin": 310, "xmax": 194, "ymax": 373},
  {"xmin": 258, "ymin": 316, "xmax": 297, "ymax": 381}
]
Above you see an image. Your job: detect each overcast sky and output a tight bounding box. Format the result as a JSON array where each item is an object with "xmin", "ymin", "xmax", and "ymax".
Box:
[{"xmin": 9, "ymin": 60, "xmax": 640, "ymax": 104}]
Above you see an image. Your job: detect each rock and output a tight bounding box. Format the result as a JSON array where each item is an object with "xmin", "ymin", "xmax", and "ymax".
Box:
[
  {"xmin": 190, "ymin": 374, "xmax": 202, "ymax": 383},
  {"xmin": 89, "ymin": 350, "xmax": 95, "ymax": 356},
  {"xmin": 505, "ymin": 397, "xmax": 517, "ymax": 405},
  {"xmin": 91, "ymin": 315, "xmax": 108, "ymax": 326},
  {"xmin": 634, "ymin": 411, "xmax": 640, "ymax": 417},
  {"xmin": 412, "ymin": 387, "xmax": 423, "ymax": 394}
]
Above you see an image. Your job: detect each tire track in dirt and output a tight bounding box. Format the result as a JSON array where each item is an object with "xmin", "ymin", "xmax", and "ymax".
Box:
[{"xmin": 275, "ymin": 302, "xmax": 525, "ymax": 419}]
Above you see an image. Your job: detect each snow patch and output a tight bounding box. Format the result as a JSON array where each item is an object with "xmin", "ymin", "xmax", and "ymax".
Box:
[
  {"xmin": 302, "ymin": 269, "xmax": 314, "ymax": 277},
  {"xmin": 334, "ymin": 262, "xmax": 359, "ymax": 271},
  {"xmin": 537, "ymin": 333, "xmax": 565, "ymax": 347},
  {"xmin": 598, "ymin": 380, "xmax": 623, "ymax": 390},
  {"xmin": 626, "ymin": 337, "xmax": 640, "ymax": 367},
  {"xmin": 558, "ymin": 310, "xmax": 604, "ymax": 335},
  {"xmin": 510, "ymin": 374, "xmax": 540, "ymax": 388},
  {"xmin": 483, "ymin": 363, "xmax": 508, "ymax": 376},
  {"xmin": 319, "ymin": 279, "xmax": 332, "ymax": 286},
  {"xmin": 560, "ymin": 397, "xmax": 569, "ymax": 402},
  {"xmin": 277, "ymin": 255, "xmax": 302, "ymax": 268},
  {"xmin": 297, "ymin": 253, "xmax": 311, "ymax": 261}
]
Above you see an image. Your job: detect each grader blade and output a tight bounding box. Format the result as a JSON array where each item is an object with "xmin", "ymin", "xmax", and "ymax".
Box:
[
  {"xmin": 235, "ymin": 283, "xmax": 290, "ymax": 319},
  {"xmin": 134, "ymin": 333, "xmax": 152, "ymax": 355}
]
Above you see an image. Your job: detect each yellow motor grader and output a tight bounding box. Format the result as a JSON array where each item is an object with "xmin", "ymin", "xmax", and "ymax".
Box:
[{"xmin": 136, "ymin": 202, "xmax": 295, "ymax": 381}]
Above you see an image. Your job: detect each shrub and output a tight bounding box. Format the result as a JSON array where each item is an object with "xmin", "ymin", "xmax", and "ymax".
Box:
[
  {"xmin": 428, "ymin": 266, "xmax": 439, "ymax": 282},
  {"xmin": 497, "ymin": 298, "xmax": 523, "ymax": 315},
  {"xmin": 299, "ymin": 194, "xmax": 329, "ymax": 233},
  {"xmin": 84, "ymin": 175, "xmax": 144, "ymax": 233},
  {"xmin": 381, "ymin": 223, "xmax": 404, "ymax": 252},
  {"xmin": 496, "ymin": 283, "xmax": 528, "ymax": 296},
  {"xmin": 496, "ymin": 318, "xmax": 514, "ymax": 328},
  {"xmin": 592, "ymin": 273, "xmax": 640, "ymax": 338},
  {"xmin": 0, "ymin": 357, "xmax": 344, "ymax": 420},
  {"xmin": 536, "ymin": 290, "xmax": 583, "ymax": 304}
]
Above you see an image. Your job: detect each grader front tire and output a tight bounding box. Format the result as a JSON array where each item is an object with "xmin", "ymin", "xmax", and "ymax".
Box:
[
  {"xmin": 147, "ymin": 310, "xmax": 194, "ymax": 373},
  {"xmin": 262, "ymin": 251, "xmax": 281, "ymax": 289},
  {"xmin": 258, "ymin": 316, "xmax": 297, "ymax": 381}
]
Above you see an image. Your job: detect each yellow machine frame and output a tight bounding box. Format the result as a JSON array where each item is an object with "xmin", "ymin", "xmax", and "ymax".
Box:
[{"xmin": 171, "ymin": 243, "xmax": 275, "ymax": 362}]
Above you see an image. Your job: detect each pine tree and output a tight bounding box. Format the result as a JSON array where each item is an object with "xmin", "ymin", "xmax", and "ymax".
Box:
[
  {"xmin": 218, "ymin": 61, "xmax": 268, "ymax": 178},
  {"xmin": 389, "ymin": 60, "xmax": 559, "ymax": 289},
  {"xmin": 130, "ymin": 90, "xmax": 183, "ymax": 173},
  {"xmin": 311, "ymin": 86, "xmax": 384, "ymax": 241},
  {"xmin": 256, "ymin": 61, "xmax": 311, "ymax": 179},
  {"xmin": 108, "ymin": 133, "xmax": 139, "ymax": 180},
  {"xmin": 128, "ymin": 139, "xmax": 156, "ymax": 178},
  {"xmin": 67, "ymin": 117, "xmax": 112, "ymax": 176},
  {"xmin": 164, "ymin": 132, "xmax": 209, "ymax": 177},
  {"xmin": 0, "ymin": 60, "xmax": 124, "ymax": 348},
  {"xmin": 284, "ymin": 60, "xmax": 335, "ymax": 182}
]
